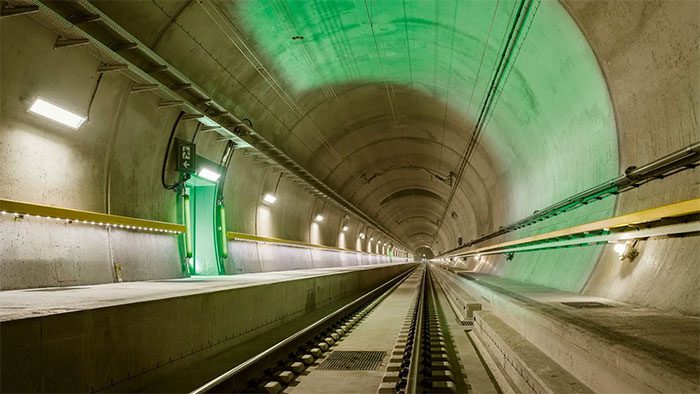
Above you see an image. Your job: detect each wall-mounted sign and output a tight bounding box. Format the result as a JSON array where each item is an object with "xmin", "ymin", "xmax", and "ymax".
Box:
[{"xmin": 176, "ymin": 139, "xmax": 196, "ymax": 174}]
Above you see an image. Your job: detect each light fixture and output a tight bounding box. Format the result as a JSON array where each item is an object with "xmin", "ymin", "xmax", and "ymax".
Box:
[
  {"xmin": 359, "ymin": 232, "xmax": 365, "ymax": 239},
  {"xmin": 263, "ymin": 173, "xmax": 282, "ymax": 205},
  {"xmin": 370, "ymin": 237, "xmax": 374, "ymax": 241},
  {"xmin": 613, "ymin": 243, "xmax": 627, "ymax": 255},
  {"xmin": 263, "ymin": 193, "xmax": 277, "ymax": 204},
  {"xmin": 28, "ymin": 98, "xmax": 86, "ymax": 129},
  {"xmin": 197, "ymin": 116, "xmax": 219, "ymax": 127},
  {"xmin": 198, "ymin": 167, "xmax": 221, "ymax": 182},
  {"xmin": 342, "ymin": 225, "xmax": 349, "ymax": 232},
  {"xmin": 613, "ymin": 241, "xmax": 639, "ymax": 261},
  {"xmin": 314, "ymin": 201, "xmax": 326, "ymax": 223}
]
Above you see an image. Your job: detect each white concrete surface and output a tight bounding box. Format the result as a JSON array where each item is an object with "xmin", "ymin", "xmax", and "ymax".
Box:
[
  {"xmin": 0, "ymin": 263, "xmax": 409, "ymax": 322},
  {"xmin": 436, "ymin": 267, "xmax": 699, "ymax": 393},
  {"xmin": 0, "ymin": 263, "xmax": 415, "ymax": 392}
]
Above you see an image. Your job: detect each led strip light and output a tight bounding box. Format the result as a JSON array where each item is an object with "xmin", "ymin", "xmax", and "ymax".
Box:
[
  {"xmin": 227, "ymin": 231, "xmax": 402, "ymax": 256},
  {"xmin": 0, "ymin": 198, "xmax": 185, "ymax": 234}
]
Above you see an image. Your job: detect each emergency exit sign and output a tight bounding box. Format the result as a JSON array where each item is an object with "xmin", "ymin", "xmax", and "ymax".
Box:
[{"xmin": 176, "ymin": 139, "xmax": 196, "ymax": 173}]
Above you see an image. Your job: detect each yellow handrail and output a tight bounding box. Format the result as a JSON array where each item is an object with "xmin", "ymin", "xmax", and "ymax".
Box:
[
  {"xmin": 227, "ymin": 231, "xmax": 372, "ymax": 254},
  {"xmin": 451, "ymin": 198, "xmax": 700, "ymax": 256},
  {"xmin": 0, "ymin": 198, "xmax": 185, "ymax": 233}
]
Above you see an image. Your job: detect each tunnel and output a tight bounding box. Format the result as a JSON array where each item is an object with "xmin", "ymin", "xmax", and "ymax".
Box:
[{"xmin": 0, "ymin": 0, "xmax": 698, "ymax": 392}]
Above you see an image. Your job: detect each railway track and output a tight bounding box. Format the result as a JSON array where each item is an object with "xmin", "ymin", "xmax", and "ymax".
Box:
[
  {"xmin": 191, "ymin": 266, "xmax": 466, "ymax": 394},
  {"xmin": 380, "ymin": 267, "xmax": 466, "ymax": 393}
]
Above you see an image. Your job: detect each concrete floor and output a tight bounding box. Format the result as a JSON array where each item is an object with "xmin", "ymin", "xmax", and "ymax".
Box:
[
  {"xmin": 0, "ymin": 264, "xmax": 398, "ymax": 322},
  {"xmin": 451, "ymin": 270, "xmax": 700, "ymax": 392},
  {"xmin": 286, "ymin": 269, "xmax": 423, "ymax": 393},
  {"xmin": 0, "ymin": 264, "xmax": 415, "ymax": 393}
]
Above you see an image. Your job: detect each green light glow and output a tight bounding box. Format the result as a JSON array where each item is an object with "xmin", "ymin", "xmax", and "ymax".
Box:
[
  {"xmin": 218, "ymin": 203, "xmax": 228, "ymax": 259},
  {"xmin": 229, "ymin": 0, "xmax": 618, "ymax": 291},
  {"xmin": 183, "ymin": 192, "xmax": 193, "ymax": 259},
  {"xmin": 234, "ymin": 0, "xmax": 617, "ymax": 215}
]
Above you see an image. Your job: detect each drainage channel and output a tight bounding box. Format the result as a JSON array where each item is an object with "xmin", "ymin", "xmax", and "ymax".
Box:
[{"xmin": 190, "ymin": 268, "xmax": 416, "ymax": 394}]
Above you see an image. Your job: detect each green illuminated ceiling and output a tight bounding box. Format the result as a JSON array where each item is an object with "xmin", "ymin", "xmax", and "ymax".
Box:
[{"xmin": 230, "ymin": 0, "xmax": 618, "ymax": 253}]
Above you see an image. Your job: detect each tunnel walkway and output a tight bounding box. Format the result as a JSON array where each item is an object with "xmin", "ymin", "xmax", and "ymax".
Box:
[
  {"xmin": 0, "ymin": 264, "xmax": 405, "ymax": 322},
  {"xmin": 439, "ymin": 268, "xmax": 700, "ymax": 392},
  {"xmin": 457, "ymin": 272, "xmax": 700, "ymax": 374},
  {"xmin": 0, "ymin": 264, "xmax": 415, "ymax": 392}
]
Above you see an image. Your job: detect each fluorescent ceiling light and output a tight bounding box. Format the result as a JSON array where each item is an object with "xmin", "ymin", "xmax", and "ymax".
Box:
[
  {"xmin": 197, "ymin": 116, "xmax": 219, "ymax": 127},
  {"xmin": 342, "ymin": 225, "xmax": 349, "ymax": 232},
  {"xmin": 263, "ymin": 193, "xmax": 277, "ymax": 204},
  {"xmin": 28, "ymin": 98, "xmax": 86, "ymax": 129},
  {"xmin": 314, "ymin": 214, "xmax": 325, "ymax": 222},
  {"xmin": 198, "ymin": 167, "xmax": 221, "ymax": 182}
]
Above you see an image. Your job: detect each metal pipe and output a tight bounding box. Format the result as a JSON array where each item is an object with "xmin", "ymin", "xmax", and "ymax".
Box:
[
  {"xmin": 440, "ymin": 143, "xmax": 699, "ymax": 257},
  {"xmin": 1, "ymin": 4, "xmax": 39, "ymax": 17}
]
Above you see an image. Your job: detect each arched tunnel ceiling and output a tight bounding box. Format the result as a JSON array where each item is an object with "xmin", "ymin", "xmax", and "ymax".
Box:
[{"xmin": 94, "ymin": 0, "xmax": 618, "ymax": 254}]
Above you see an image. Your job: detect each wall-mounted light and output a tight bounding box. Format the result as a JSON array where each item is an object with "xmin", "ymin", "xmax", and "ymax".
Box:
[
  {"xmin": 263, "ymin": 193, "xmax": 277, "ymax": 204},
  {"xmin": 342, "ymin": 225, "xmax": 349, "ymax": 232},
  {"xmin": 359, "ymin": 232, "xmax": 365, "ymax": 239},
  {"xmin": 370, "ymin": 237, "xmax": 374, "ymax": 241},
  {"xmin": 198, "ymin": 167, "xmax": 221, "ymax": 182},
  {"xmin": 263, "ymin": 173, "xmax": 283, "ymax": 205},
  {"xmin": 0, "ymin": 208, "xmax": 181, "ymax": 234},
  {"xmin": 313, "ymin": 200, "xmax": 326, "ymax": 223},
  {"xmin": 28, "ymin": 98, "xmax": 86, "ymax": 129},
  {"xmin": 612, "ymin": 243, "xmax": 627, "ymax": 255},
  {"xmin": 613, "ymin": 241, "xmax": 639, "ymax": 261}
]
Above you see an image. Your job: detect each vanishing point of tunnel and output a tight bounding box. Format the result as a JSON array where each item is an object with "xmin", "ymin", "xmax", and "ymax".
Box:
[{"xmin": 0, "ymin": 0, "xmax": 698, "ymax": 393}]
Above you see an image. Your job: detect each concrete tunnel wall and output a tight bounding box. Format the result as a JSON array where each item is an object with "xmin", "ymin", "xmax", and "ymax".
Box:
[
  {"xmin": 94, "ymin": 0, "xmax": 695, "ymax": 314},
  {"xmin": 0, "ymin": 0, "xmax": 698, "ymax": 315},
  {"xmin": 0, "ymin": 15, "xmax": 408, "ymax": 290},
  {"xmin": 468, "ymin": 0, "xmax": 700, "ymax": 315}
]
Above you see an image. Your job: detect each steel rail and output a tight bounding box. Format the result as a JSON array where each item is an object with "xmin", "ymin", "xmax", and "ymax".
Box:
[
  {"xmin": 406, "ymin": 269, "xmax": 427, "ymax": 394},
  {"xmin": 191, "ymin": 267, "xmax": 416, "ymax": 394},
  {"xmin": 28, "ymin": 0, "xmax": 407, "ymax": 251}
]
